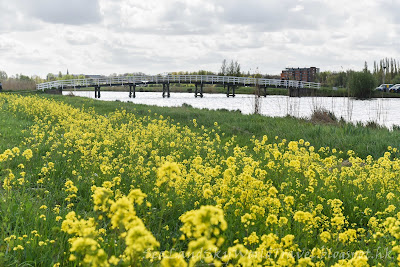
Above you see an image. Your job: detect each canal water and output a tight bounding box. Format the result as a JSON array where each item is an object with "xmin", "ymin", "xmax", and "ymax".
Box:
[{"xmin": 63, "ymin": 91, "xmax": 400, "ymax": 129}]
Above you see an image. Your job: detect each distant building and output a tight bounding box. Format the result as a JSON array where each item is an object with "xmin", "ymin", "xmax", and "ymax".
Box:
[{"xmin": 281, "ymin": 67, "xmax": 319, "ymax": 82}]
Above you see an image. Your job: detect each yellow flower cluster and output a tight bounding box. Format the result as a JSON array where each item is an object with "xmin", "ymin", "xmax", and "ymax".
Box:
[{"xmin": 62, "ymin": 185, "xmax": 159, "ymax": 266}]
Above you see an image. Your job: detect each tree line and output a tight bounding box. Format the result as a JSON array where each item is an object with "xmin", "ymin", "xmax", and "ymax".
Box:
[
  {"xmin": 372, "ymin": 58, "xmax": 400, "ymax": 84},
  {"xmin": 317, "ymin": 58, "xmax": 400, "ymax": 88},
  {"xmin": 171, "ymin": 60, "xmax": 278, "ymax": 78},
  {"xmin": 1, "ymin": 57, "xmax": 399, "ymax": 95},
  {"xmin": 0, "ymin": 71, "xmax": 37, "ymax": 91},
  {"xmin": 0, "ymin": 70, "xmax": 91, "ymax": 90}
]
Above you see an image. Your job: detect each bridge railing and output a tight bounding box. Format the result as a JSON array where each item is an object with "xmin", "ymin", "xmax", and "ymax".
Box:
[{"xmin": 36, "ymin": 75, "xmax": 321, "ymax": 91}]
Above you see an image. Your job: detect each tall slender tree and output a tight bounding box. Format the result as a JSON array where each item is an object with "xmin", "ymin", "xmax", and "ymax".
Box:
[{"xmin": 219, "ymin": 59, "xmax": 227, "ymax": 76}]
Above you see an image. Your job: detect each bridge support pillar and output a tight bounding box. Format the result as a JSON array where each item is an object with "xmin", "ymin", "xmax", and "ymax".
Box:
[
  {"xmin": 162, "ymin": 83, "xmax": 170, "ymax": 98},
  {"xmin": 129, "ymin": 84, "xmax": 136, "ymax": 98},
  {"xmin": 94, "ymin": 86, "xmax": 101, "ymax": 98},
  {"xmin": 227, "ymin": 85, "xmax": 236, "ymax": 97},
  {"xmin": 289, "ymin": 87, "xmax": 300, "ymax": 97},
  {"xmin": 195, "ymin": 83, "xmax": 203, "ymax": 98},
  {"xmin": 254, "ymin": 84, "xmax": 267, "ymax": 97}
]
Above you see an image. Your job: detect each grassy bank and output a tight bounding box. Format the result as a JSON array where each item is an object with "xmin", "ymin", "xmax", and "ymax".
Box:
[
  {"xmin": 45, "ymin": 94, "xmax": 400, "ymax": 159},
  {"xmin": 3, "ymin": 93, "xmax": 400, "ymax": 266}
]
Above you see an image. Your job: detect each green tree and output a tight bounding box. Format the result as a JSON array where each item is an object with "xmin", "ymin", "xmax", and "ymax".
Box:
[
  {"xmin": 316, "ymin": 71, "xmax": 329, "ymax": 86},
  {"xmin": 18, "ymin": 74, "xmax": 32, "ymax": 81},
  {"xmin": 32, "ymin": 75, "xmax": 45, "ymax": 84},
  {"xmin": 347, "ymin": 71, "xmax": 376, "ymax": 99},
  {"xmin": 392, "ymin": 74, "xmax": 400, "ymax": 84},
  {"xmin": 326, "ymin": 73, "xmax": 338, "ymax": 87},
  {"xmin": 47, "ymin": 73, "xmax": 56, "ymax": 81}
]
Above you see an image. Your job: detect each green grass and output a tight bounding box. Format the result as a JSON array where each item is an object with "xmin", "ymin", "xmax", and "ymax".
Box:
[
  {"xmin": 0, "ymin": 102, "xmax": 33, "ymax": 151},
  {"xmin": 0, "ymin": 99, "xmax": 65, "ymax": 265},
  {"xmin": 42, "ymin": 94, "xmax": 400, "ymax": 159}
]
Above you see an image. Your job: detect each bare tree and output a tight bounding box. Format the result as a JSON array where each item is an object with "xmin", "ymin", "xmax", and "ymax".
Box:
[
  {"xmin": 219, "ymin": 59, "xmax": 227, "ymax": 76},
  {"xmin": 226, "ymin": 60, "xmax": 241, "ymax": 76},
  {"xmin": 0, "ymin": 70, "xmax": 7, "ymax": 80}
]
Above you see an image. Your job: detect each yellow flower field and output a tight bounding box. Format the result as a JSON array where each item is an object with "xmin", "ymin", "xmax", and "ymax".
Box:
[{"xmin": 1, "ymin": 94, "xmax": 400, "ymax": 266}]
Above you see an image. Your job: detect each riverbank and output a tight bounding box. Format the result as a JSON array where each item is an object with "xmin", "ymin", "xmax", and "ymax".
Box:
[
  {"xmin": 4, "ymin": 92, "xmax": 400, "ymax": 156},
  {"xmin": 45, "ymin": 94, "xmax": 400, "ymax": 159}
]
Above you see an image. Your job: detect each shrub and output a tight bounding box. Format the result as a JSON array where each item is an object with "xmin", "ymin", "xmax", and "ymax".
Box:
[
  {"xmin": 2, "ymin": 79, "xmax": 36, "ymax": 91},
  {"xmin": 392, "ymin": 124, "xmax": 400, "ymax": 131},
  {"xmin": 347, "ymin": 71, "xmax": 376, "ymax": 99},
  {"xmin": 310, "ymin": 108, "xmax": 337, "ymax": 124},
  {"xmin": 181, "ymin": 103, "xmax": 193, "ymax": 108},
  {"xmin": 365, "ymin": 120, "xmax": 381, "ymax": 129}
]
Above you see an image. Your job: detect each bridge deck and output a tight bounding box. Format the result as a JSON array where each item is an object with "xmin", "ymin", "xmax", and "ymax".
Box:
[{"xmin": 36, "ymin": 75, "xmax": 321, "ymax": 91}]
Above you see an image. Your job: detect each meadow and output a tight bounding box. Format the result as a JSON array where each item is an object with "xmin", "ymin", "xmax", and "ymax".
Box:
[{"xmin": 2, "ymin": 93, "xmax": 400, "ymax": 266}]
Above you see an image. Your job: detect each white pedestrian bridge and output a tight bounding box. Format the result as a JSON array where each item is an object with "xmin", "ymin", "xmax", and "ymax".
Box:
[{"xmin": 36, "ymin": 75, "xmax": 321, "ymax": 98}]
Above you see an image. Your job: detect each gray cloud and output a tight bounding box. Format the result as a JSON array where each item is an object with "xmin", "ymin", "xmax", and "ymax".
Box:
[
  {"xmin": 219, "ymin": 0, "xmax": 309, "ymax": 31},
  {"xmin": 100, "ymin": 0, "xmax": 222, "ymax": 35},
  {"xmin": 157, "ymin": 1, "xmax": 222, "ymax": 35},
  {"xmin": 0, "ymin": 2, "xmax": 41, "ymax": 32},
  {"xmin": 64, "ymin": 31, "xmax": 100, "ymax": 46},
  {"xmin": 217, "ymin": 0, "xmax": 349, "ymax": 32},
  {"xmin": 15, "ymin": 0, "xmax": 102, "ymax": 25}
]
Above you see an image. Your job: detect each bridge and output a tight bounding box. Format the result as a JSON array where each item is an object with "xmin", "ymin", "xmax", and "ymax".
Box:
[{"xmin": 36, "ymin": 75, "xmax": 321, "ymax": 98}]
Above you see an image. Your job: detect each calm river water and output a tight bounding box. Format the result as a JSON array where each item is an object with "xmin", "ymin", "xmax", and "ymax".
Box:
[{"xmin": 63, "ymin": 91, "xmax": 400, "ymax": 129}]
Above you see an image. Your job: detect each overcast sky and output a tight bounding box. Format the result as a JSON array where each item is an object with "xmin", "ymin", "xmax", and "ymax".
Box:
[{"xmin": 0, "ymin": 0, "xmax": 399, "ymax": 78}]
